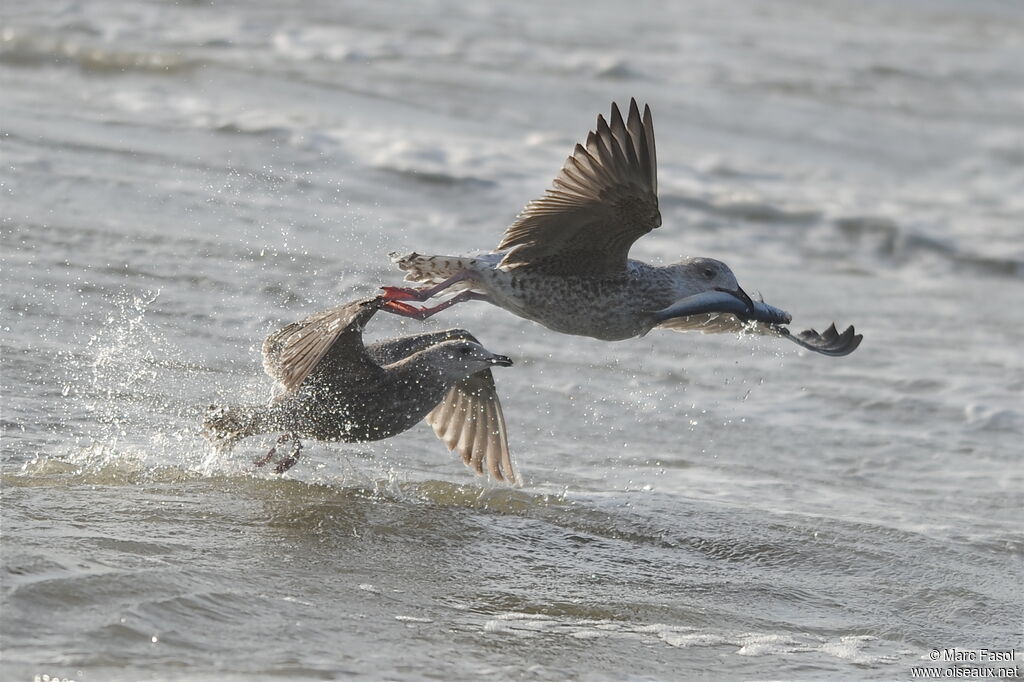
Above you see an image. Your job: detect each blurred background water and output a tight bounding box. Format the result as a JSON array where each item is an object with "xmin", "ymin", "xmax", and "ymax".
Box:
[{"xmin": 2, "ymin": 1, "xmax": 1022, "ymax": 680}]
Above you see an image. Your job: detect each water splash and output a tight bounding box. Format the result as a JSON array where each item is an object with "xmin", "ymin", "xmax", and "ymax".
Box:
[{"xmin": 46, "ymin": 288, "xmax": 218, "ymax": 475}]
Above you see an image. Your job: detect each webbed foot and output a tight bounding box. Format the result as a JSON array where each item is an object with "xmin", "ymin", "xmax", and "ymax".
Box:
[
  {"xmin": 255, "ymin": 433, "xmax": 302, "ymax": 472},
  {"xmin": 274, "ymin": 437, "xmax": 303, "ymax": 473}
]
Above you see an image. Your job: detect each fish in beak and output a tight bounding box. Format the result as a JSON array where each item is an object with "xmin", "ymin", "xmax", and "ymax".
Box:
[{"xmin": 651, "ymin": 285, "xmax": 792, "ymax": 326}]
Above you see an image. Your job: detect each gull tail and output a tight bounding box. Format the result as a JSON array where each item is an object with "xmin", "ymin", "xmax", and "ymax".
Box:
[
  {"xmin": 201, "ymin": 404, "xmax": 269, "ymax": 452},
  {"xmin": 390, "ymin": 252, "xmax": 482, "ymax": 286}
]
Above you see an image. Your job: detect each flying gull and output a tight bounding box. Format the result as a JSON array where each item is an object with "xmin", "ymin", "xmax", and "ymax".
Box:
[
  {"xmin": 379, "ymin": 99, "xmax": 861, "ymax": 356},
  {"xmin": 202, "ymin": 296, "xmax": 517, "ymax": 482}
]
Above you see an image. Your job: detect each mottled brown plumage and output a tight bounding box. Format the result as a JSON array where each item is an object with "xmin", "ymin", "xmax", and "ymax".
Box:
[{"xmin": 202, "ymin": 296, "xmax": 517, "ymax": 482}]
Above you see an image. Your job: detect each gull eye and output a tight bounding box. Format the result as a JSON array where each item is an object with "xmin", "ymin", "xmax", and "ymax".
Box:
[{"xmin": 702, "ymin": 267, "xmax": 716, "ymax": 279}]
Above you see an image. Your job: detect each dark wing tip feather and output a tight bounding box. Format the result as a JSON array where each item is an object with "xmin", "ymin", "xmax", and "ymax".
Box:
[{"xmin": 496, "ymin": 99, "xmax": 660, "ymax": 276}]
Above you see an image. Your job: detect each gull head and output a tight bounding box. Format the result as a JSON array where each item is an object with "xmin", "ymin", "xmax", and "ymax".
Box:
[
  {"xmin": 656, "ymin": 257, "xmax": 793, "ymax": 326},
  {"xmin": 428, "ymin": 340, "xmax": 513, "ymax": 379},
  {"xmin": 672, "ymin": 257, "xmax": 740, "ymax": 294}
]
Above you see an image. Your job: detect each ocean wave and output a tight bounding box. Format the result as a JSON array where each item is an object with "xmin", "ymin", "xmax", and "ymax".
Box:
[
  {"xmin": 5, "ymin": 454, "xmax": 207, "ymax": 488},
  {"xmin": 657, "ymin": 188, "xmax": 1023, "ymax": 279},
  {"xmin": 359, "ymin": 136, "xmax": 501, "ymax": 189},
  {"xmin": 480, "ymin": 612, "xmax": 901, "ymax": 665},
  {"xmin": 963, "ymin": 403, "xmax": 1024, "ymax": 433},
  {"xmin": 661, "ymin": 192, "xmax": 822, "ymax": 224},
  {"xmin": 833, "ymin": 215, "xmax": 1024, "ymax": 278},
  {"xmin": 0, "ymin": 28, "xmax": 199, "ymax": 75},
  {"xmin": 377, "ymin": 165, "xmax": 497, "ymax": 189}
]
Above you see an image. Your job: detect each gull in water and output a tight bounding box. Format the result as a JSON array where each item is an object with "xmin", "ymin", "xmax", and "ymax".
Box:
[
  {"xmin": 380, "ymin": 99, "xmax": 861, "ymax": 356},
  {"xmin": 201, "ymin": 296, "xmax": 517, "ymax": 482}
]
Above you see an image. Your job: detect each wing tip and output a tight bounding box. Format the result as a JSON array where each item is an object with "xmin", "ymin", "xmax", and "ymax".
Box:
[
  {"xmin": 426, "ymin": 379, "xmax": 517, "ymax": 485},
  {"xmin": 609, "ymin": 100, "xmax": 624, "ymax": 125}
]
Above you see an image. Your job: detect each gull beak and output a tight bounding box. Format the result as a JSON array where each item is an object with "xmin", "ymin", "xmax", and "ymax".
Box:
[
  {"xmin": 718, "ymin": 285, "xmax": 755, "ymax": 310},
  {"xmin": 489, "ymin": 354, "xmax": 513, "ymax": 367},
  {"xmin": 715, "ymin": 285, "xmax": 792, "ymax": 325}
]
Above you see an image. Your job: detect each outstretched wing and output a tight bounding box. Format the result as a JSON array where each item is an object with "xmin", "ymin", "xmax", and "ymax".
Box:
[
  {"xmin": 368, "ymin": 327, "xmax": 517, "ymax": 484},
  {"xmin": 658, "ymin": 315, "xmax": 862, "ymax": 357},
  {"xmin": 425, "ymin": 369, "xmax": 516, "ymax": 484},
  {"xmin": 262, "ymin": 296, "xmax": 386, "ymax": 399},
  {"xmin": 497, "ymin": 99, "xmax": 660, "ymax": 277}
]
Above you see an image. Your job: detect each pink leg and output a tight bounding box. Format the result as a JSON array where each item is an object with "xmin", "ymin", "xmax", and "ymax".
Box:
[
  {"xmin": 380, "ymin": 272, "xmax": 468, "ymax": 302},
  {"xmin": 381, "ymin": 291, "xmax": 486, "ymax": 320}
]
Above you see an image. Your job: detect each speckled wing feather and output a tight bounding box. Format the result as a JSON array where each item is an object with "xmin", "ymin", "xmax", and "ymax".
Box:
[
  {"xmin": 497, "ymin": 99, "xmax": 660, "ymax": 276},
  {"xmin": 262, "ymin": 296, "xmax": 386, "ymax": 399},
  {"xmin": 657, "ymin": 315, "xmax": 862, "ymax": 357},
  {"xmin": 425, "ymin": 369, "xmax": 516, "ymax": 484}
]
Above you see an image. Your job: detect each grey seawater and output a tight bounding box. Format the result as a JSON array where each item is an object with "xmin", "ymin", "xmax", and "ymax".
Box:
[{"xmin": 2, "ymin": 0, "xmax": 1022, "ymax": 680}]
